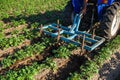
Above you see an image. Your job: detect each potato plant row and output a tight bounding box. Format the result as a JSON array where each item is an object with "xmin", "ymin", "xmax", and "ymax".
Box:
[
  {"xmin": 0, "ymin": 26, "xmax": 41, "ymax": 50},
  {"xmin": 1, "ymin": 42, "xmax": 46, "ymax": 68},
  {"xmin": 0, "ymin": 50, "xmax": 49, "ymax": 80},
  {"xmin": 0, "ymin": 41, "xmax": 77, "ymax": 80},
  {"xmin": 0, "ymin": 59, "xmax": 55, "ymax": 80},
  {"xmin": 67, "ymin": 35, "xmax": 120, "ymax": 80},
  {"xmin": 0, "ymin": 21, "xmax": 40, "ymax": 39},
  {"xmin": 0, "ymin": 35, "xmax": 55, "ymax": 68},
  {"xmin": 0, "ymin": 35, "xmax": 25, "ymax": 50},
  {"xmin": 0, "ymin": 19, "xmax": 26, "ymax": 29}
]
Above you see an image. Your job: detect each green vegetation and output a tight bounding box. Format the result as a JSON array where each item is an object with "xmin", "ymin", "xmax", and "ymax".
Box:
[
  {"xmin": 0, "ymin": 42, "xmax": 77, "ymax": 80},
  {"xmin": 0, "ymin": 0, "xmax": 120, "ymax": 80},
  {"xmin": 0, "ymin": 0, "xmax": 69, "ymax": 21},
  {"xmin": 2, "ymin": 57, "xmax": 57, "ymax": 80},
  {"xmin": 52, "ymin": 43, "xmax": 77, "ymax": 59},
  {"xmin": 52, "ymin": 46, "xmax": 71, "ymax": 59},
  {"xmin": 67, "ymin": 35, "xmax": 120, "ymax": 80},
  {"xmin": 0, "ymin": 35, "xmax": 25, "ymax": 49},
  {"xmin": 1, "ymin": 42, "xmax": 46, "ymax": 68},
  {"xmin": 0, "ymin": 62, "xmax": 51, "ymax": 80},
  {"xmin": 0, "ymin": 36, "xmax": 57, "ymax": 80},
  {"xmin": 0, "ymin": 28, "xmax": 40, "ymax": 49},
  {"xmin": 11, "ymin": 19, "xmax": 26, "ymax": 27}
]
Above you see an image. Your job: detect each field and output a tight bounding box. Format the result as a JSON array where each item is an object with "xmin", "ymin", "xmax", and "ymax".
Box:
[{"xmin": 0, "ymin": 0, "xmax": 120, "ymax": 80}]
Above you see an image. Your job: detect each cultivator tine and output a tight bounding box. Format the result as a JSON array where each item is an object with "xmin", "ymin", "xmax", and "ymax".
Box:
[
  {"xmin": 40, "ymin": 24, "xmax": 43, "ymax": 36},
  {"xmin": 91, "ymin": 22, "xmax": 100, "ymax": 39},
  {"xmin": 81, "ymin": 34, "xmax": 85, "ymax": 55},
  {"xmin": 57, "ymin": 29, "xmax": 61, "ymax": 42},
  {"xmin": 57, "ymin": 19, "xmax": 60, "ymax": 28},
  {"xmin": 92, "ymin": 28, "xmax": 95, "ymax": 39},
  {"xmin": 57, "ymin": 19, "xmax": 61, "ymax": 42}
]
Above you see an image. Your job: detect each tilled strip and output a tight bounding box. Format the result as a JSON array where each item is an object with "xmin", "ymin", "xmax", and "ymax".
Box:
[
  {"xmin": 0, "ymin": 39, "xmax": 31, "ymax": 60},
  {"xmin": 4, "ymin": 24, "xmax": 27, "ymax": 34},
  {"xmin": 33, "ymin": 49, "xmax": 86, "ymax": 80},
  {"xmin": 0, "ymin": 43, "xmax": 60, "ymax": 75}
]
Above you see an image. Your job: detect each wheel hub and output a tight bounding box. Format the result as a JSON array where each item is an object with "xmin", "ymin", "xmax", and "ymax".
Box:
[{"xmin": 111, "ymin": 9, "xmax": 120, "ymax": 36}]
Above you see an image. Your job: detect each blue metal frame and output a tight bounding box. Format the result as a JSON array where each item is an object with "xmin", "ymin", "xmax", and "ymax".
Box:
[
  {"xmin": 41, "ymin": 13, "xmax": 105, "ymax": 51},
  {"xmin": 40, "ymin": 0, "xmax": 119, "ymax": 51}
]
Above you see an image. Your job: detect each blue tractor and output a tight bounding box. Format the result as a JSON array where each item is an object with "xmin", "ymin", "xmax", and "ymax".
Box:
[
  {"xmin": 40, "ymin": 0, "xmax": 120, "ymax": 51},
  {"xmin": 72, "ymin": 0, "xmax": 120, "ymax": 40}
]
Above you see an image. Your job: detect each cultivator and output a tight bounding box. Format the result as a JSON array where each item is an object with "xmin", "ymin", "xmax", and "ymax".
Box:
[
  {"xmin": 39, "ymin": 13, "xmax": 105, "ymax": 51},
  {"xmin": 39, "ymin": 0, "xmax": 120, "ymax": 51}
]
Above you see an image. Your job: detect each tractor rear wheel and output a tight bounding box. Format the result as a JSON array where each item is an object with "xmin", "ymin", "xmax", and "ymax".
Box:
[{"xmin": 99, "ymin": 2, "xmax": 120, "ymax": 40}]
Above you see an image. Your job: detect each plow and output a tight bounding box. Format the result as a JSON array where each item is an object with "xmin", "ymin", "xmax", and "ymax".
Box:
[{"xmin": 39, "ymin": 0, "xmax": 120, "ymax": 51}]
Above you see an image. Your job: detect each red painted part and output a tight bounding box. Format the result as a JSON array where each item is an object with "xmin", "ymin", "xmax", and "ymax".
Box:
[{"xmin": 101, "ymin": 0, "xmax": 108, "ymax": 4}]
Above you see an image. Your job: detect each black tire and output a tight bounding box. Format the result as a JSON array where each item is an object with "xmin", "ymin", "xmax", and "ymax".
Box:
[{"xmin": 99, "ymin": 2, "xmax": 120, "ymax": 40}]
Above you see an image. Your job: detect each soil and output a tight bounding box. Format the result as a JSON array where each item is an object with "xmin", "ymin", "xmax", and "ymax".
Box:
[
  {"xmin": 34, "ymin": 49, "xmax": 88, "ymax": 80},
  {"xmin": 0, "ymin": 39, "xmax": 31, "ymax": 72},
  {"xmin": 0, "ymin": 54, "xmax": 43, "ymax": 75},
  {"xmin": 0, "ymin": 39, "xmax": 31, "ymax": 60},
  {"xmin": 0, "ymin": 42, "xmax": 60, "ymax": 75},
  {"xmin": 4, "ymin": 24, "xmax": 27, "ymax": 34},
  {"xmin": 0, "ymin": 1, "xmax": 120, "ymax": 79},
  {"xmin": 91, "ymin": 51, "xmax": 120, "ymax": 80},
  {"xmin": 33, "ymin": 47, "xmax": 120, "ymax": 80},
  {"xmin": 116, "ymin": 72, "xmax": 120, "ymax": 80}
]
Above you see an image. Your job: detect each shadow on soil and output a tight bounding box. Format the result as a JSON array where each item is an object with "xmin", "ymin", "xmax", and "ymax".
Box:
[
  {"xmin": 2, "ymin": 11, "xmax": 65, "ymax": 25},
  {"xmin": 98, "ymin": 52, "xmax": 120, "ymax": 80},
  {"xmin": 46, "ymin": 55, "xmax": 88, "ymax": 80},
  {"xmin": 2, "ymin": 1, "xmax": 73, "ymax": 26}
]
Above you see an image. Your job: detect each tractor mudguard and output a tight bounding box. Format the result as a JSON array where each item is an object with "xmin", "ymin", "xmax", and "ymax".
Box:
[{"xmin": 97, "ymin": 0, "xmax": 115, "ymax": 19}]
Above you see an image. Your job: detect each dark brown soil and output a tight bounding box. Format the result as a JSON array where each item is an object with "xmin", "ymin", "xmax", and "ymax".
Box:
[
  {"xmin": 0, "ymin": 39, "xmax": 31, "ymax": 60},
  {"xmin": 0, "ymin": 54, "xmax": 44, "ymax": 75},
  {"xmin": 91, "ymin": 51, "xmax": 120, "ymax": 80},
  {"xmin": 0, "ymin": 39, "xmax": 31, "ymax": 72},
  {"xmin": 4, "ymin": 24, "xmax": 27, "ymax": 34},
  {"xmin": 115, "ymin": 72, "xmax": 120, "ymax": 80},
  {"xmin": 0, "ymin": 42, "xmax": 61, "ymax": 75},
  {"xmin": 34, "ymin": 49, "xmax": 88, "ymax": 80},
  {"xmin": 47, "ymin": 56, "xmax": 87, "ymax": 80}
]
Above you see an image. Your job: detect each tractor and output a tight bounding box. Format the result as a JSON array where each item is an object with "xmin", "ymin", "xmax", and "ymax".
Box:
[
  {"xmin": 40, "ymin": 0, "xmax": 120, "ymax": 51},
  {"xmin": 71, "ymin": 0, "xmax": 120, "ymax": 40}
]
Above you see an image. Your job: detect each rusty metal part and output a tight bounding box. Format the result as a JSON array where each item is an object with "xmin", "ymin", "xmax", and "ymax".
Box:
[
  {"xmin": 57, "ymin": 20, "xmax": 60, "ymax": 28},
  {"xmin": 40, "ymin": 24, "xmax": 43, "ymax": 36},
  {"xmin": 57, "ymin": 29, "xmax": 61, "ymax": 42},
  {"xmin": 81, "ymin": 34, "xmax": 85, "ymax": 55}
]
